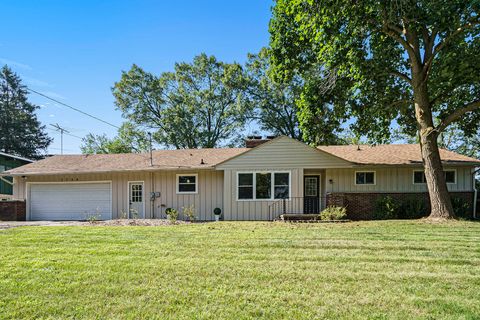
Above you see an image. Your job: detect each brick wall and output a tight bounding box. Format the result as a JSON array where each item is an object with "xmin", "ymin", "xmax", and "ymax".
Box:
[
  {"xmin": 326, "ymin": 192, "xmax": 475, "ymax": 220},
  {"xmin": 0, "ymin": 201, "xmax": 26, "ymax": 221}
]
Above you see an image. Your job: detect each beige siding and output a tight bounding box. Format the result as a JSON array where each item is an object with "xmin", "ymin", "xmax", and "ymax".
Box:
[
  {"xmin": 13, "ymin": 170, "xmax": 223, "ymax": 220},
  {"xmin": 217, "ymin": 136, "xmax": 352, "ymax": 169},
  {"xmin": 325, "ymin": 166, "xmax": 474, "ymax": 193},
  {"xmin": 222, "ymin": 168, "xmax": 303, "ymax": 220}
]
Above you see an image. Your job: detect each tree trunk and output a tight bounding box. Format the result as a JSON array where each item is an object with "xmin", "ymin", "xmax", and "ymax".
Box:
[{"xmin": 414, "ymin": 77, "xmax": 455, "ymax": 219}]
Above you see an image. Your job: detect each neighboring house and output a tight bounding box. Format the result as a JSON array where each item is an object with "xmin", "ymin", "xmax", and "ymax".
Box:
[
  {"xmin": 3, "ymin": 136, "xmax": 479, "ymax": 221},
  {"xmin": 0, "ymin": 152, "xmax": 34, "ymax": 199}
]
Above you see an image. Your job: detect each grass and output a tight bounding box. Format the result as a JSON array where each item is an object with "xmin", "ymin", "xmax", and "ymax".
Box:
[{"xmin": 1, "ymin": 221, "xmax": 480, "ymax": 319}]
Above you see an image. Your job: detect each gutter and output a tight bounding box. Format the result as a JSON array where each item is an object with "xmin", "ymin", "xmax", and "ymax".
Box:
[{"xmin": 473, "ymin": 167, "xmax": 480, "ymax": 219}]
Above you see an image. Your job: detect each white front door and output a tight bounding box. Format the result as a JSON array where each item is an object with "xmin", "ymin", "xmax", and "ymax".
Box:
[{"xmin": 128, "ymin": 182, "xmax": 144, "ymax": 218}]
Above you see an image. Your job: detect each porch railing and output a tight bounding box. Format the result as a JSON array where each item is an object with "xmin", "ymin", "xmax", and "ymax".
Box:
[{"xmin": 268, "ymin": 196, "xmax": 327, "ymax": 221}]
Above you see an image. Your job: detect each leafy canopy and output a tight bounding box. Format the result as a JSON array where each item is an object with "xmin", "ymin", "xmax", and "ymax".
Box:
[
  {"xmin": 80, "ymin": 123, "xmax": 150, "ymax": 154},
  {"xmin": 0, "ymin": 65, "xmax": 51, "ymax": 159},
  {"xmin": 113, "ymin": 54, "xmax": 251, "ymax": 149},
  {"xmin": 270, "ymin": 0, "xmax": 480, "ymax": 142}
]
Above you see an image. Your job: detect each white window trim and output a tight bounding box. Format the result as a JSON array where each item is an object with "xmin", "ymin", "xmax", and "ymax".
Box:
[
  {"xmin": 236, "ymin": 171, "xmax": 291, "ymax": 201},
  {"xmin": 412, "ymin": 169, "xmax": 457, "ymax": 185},
  {"xmin": 354, "ymin": 171, "xmax": 376, "ymax": 186},
  {"xmin": 127, "ymin": 181, "xmax": 145, "ymax": 219},
  {"xmin": 176, "ymin": 173, "xmax": 198, "ymax": 194}
]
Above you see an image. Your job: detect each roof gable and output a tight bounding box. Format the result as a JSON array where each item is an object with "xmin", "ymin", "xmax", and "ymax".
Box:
[{"xmin": 216, "ymin": 136, "xmax": 353, "ymax": 169}]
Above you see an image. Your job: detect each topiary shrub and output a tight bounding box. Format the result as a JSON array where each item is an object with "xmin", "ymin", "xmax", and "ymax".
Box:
[
  {"xmin": 320, "ymin": 206, "xmax": 347, "ymax": 220},
  {"xmin": 373, "ymin": 195, "xmax": 399, "ymax": 220}
]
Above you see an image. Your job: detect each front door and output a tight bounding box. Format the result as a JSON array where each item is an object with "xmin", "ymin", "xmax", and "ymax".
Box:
[
  {"xmin": 304, "ymin": 176, "xmax": 320, "ymax": 214},
  {"xmin": 128, "ymin": 182, "xmax": 144, "ymax": 218}
]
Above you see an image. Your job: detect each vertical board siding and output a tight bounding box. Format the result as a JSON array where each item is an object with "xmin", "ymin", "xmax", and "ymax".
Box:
[
  {"xmin": 13, "ymin": 170, "xmax": 223, "ymax": 221},
  {"xmin": 325, "ymin": 166, "xmax": 474, "ymax": 193}
]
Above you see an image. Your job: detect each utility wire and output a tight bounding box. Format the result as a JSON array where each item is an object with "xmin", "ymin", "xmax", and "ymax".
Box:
[
  {"xmin": 47, "ymin": 128, "xmax": 83, "ymax": 140},
  {"xmin": 27, "ymin": 87, "xmax": 120, "ymax": 129}
]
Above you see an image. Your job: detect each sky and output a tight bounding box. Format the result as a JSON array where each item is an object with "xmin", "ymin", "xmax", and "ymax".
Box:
[{"xmin": 1, "ymin": 1, "xmax": 272, "ymax": 154}]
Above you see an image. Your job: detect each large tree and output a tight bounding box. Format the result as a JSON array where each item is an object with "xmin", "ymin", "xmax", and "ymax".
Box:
[
  {"xmin": 0, "ymin": 65, "xmax": 51, "ymax": 159},
  {"xmin": 245, "ymin": 48, "xmax": 344, "ymax": 144},
  {"xmin": 270, "ymin": 0, "xmax": 480, "ymax": 219},
  {"xmin": 113, "ymin": 54, "xmax": 251, "ymax": 149},
  {"xmin": 81, "ymin": 122, "xmax": 150, "ymax": 154}
]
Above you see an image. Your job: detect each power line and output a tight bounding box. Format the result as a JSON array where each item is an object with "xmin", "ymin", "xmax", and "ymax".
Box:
[
  {"xmin": 47, "ymin": 128, "xmax": 83, "ymax": 140},
  {"xmin": 27, "ymin": 87, "xmax": 120, "ymax": 129}
]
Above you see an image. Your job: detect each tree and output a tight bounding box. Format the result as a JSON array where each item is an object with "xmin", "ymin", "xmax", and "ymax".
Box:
[
  {"xmin": 270, "ymin": 0, "xmax": 480, "ymax": 219},
  {"xmin": 245, "ymin": 48, "xmax": 345, "ymax": 144},
  {"xmin": 112, "ymin": 54, "xmax": 251, "ymax": 149},
  {"xmin": 0, "ymin": 65, "xmax": 51, "ymax": 159},
  {"xmin": 81, "ymin": 123, "xmax": 150, "ymax": 154}
]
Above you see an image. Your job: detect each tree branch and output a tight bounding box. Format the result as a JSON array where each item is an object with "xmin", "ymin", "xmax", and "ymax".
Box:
[
  {"xmin": 423, "ymin": 20, "xmax": 480, "ymax": 72},
  {"xmin": 436, "ymin": 100, "xmax": 480, "ymax": 133},
  {"xmin": 390, "ymin": 70, "xmax": 412, "ymax": 84}
]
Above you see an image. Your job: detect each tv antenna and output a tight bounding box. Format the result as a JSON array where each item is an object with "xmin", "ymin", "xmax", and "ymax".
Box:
[{"xmin": 50, "ymin": 123, "xmax": 69, "ymax": 155}]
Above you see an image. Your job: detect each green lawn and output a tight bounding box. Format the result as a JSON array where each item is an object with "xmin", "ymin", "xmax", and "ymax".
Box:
[{"xmin": 1, "ymin": 221, "xmax": 479, "ymax": 319}]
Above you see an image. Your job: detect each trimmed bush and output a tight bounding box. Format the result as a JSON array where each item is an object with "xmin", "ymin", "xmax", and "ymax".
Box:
[
  {"xmin": 320, "ymin": 206, "xmax": 347, "ymax": 220},
  {"xmin": 373, "ymin": 196, "xmax": 399, "ymax": 220},
  {"xmin": 451, "ymin": 196, "xmax": 472, "ymax": 219},
  {"xmin": 399, "ymin": 196, "xmax": 428, "ymax": 219}
]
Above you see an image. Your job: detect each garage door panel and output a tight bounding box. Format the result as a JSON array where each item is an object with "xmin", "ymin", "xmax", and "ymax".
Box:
[{"xmin": 29, "ymin": 183, "xmax": 112, "ymax": 220}]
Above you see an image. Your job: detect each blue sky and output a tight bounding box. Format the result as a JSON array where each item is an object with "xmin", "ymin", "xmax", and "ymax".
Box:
[{"xmin": 1, "ymin": 1, "xmax": 272, "ymax": 154}]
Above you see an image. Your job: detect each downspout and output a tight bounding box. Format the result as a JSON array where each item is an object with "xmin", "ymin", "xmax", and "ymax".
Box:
[{"xmin": 473, "ymin": 168, "xmax": 480, "ymax": 219}]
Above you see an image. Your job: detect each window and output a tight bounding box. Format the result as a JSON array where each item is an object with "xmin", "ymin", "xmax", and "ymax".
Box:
[
  {"xmin": 274, "ymin": 173, "xmax": 290, "ymax": 199},
  {"xmin": 177, "ymin": 174, "xmax": 198, "ymax": 193},
  {"xmin": 237, "ymin": 172, "xmax": 290, "ymax": 200},
  {"xmin": 130, "ymin": 184, "xmax": 143, "ymax": 202},
  {"xmin": 0, "ymin": 165, "xmax": 4, "ymax": 173},
  {"xmin": 238, "ymin": 173, "xmax": 253, "ymax": 199},
  {"xmin": 413, "ymin": 170, "xmax": 456, "ymax": 184},
  {"xmin": 355, "ymin": 171, "xmax": 375, "ymax": 185}
]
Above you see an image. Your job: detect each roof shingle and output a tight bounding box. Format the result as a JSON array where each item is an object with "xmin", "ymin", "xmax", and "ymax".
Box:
[{"xmin": 317, "ymin": 144, "xmax": 480, "ymax": 165}]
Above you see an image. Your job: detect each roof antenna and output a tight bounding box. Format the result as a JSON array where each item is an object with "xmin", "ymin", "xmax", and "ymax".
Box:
[{"xmin": 148, "ymin": 132, "xmax": 153, "ymax": 166}]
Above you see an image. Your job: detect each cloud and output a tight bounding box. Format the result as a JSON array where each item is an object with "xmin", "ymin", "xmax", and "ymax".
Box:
[
  {"xmin": 0, "ymin": 57, "xmax": 32, "ymax": 70},
  {"xmin": 49, "ymin": 114, "xmax": 55, "ymax": 118}
]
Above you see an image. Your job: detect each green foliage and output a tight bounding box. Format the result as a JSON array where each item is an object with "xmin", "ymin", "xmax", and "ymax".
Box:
[
  {"xmin": 182, "ymin": 204, "xmax": 196, "ymax": 222},
  {"xmin": 165, "ymin": 208, "xmax": 178, "ymax": 223},
  {"xmin": 320, "ymin": 206, "xmax": 347, "ymax": 220},
  {"xmin": 398, "ymin": 196, "xmax": 428, "ymax": 219},
  {"xmin": 374, "ymin": 196, "xmax": 399, "ymax": 220},
  {"xmin": 451, "ymin": 196, "xmax": 472, "ymax": 219},
  {"xmin": 270, "ymin": 1, "xmax": 480, "ymax": 141},
  {"xmin": 81, "ymin": 122, "xmax": 150, "ymax": 154},
  {"xmin": 0, "ymin": 65, "xmax": 52, "ymax": 159},
  {"xmin": 112, "ymin": 54, "xmax": 252, "ymax": 149}
]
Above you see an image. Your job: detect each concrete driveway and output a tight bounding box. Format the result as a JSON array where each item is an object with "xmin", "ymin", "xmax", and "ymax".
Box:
[{"xmin": 0, "ymin": 221, "xmax": 88, "ymax": 230}]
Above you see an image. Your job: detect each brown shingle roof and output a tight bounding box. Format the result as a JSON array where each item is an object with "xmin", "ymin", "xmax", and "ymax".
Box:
[
  {"xmin": 317, "ymin": 144, "xmax": 480, "ymax": 165},
  {"xmin": 4, "ymin": 148, "xmax": 249, "ymax": 176}
]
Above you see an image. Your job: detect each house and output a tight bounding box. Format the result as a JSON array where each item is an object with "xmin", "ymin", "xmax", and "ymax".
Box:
[
  {"xmin": 0, "ymin": 152, "xmax": 34, "ymax": 199},
  {"xmin": 2, "ymin": 136, "xmax": 479, "ymax": 221}
]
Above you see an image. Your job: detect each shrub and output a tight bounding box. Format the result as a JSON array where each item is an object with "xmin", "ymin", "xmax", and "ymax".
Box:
[
  {"xmin": 182, "ymin": 205, "xmax": 196, "ymax": 222},
  {"xmin": 399, "ymin": 196, "xmax": 428, "ymax": 219},
  {"xmin": 373, "ymin": 196, "xmax": 399, "ymax": 220},
  {"xmin": 451, "ymin": 196, "xmax": 472, "ymax": 219},
  {"xmin": 320, "ymin": 206, "xmax": 347, "ymax": 220},
  {"xmin": 129, "ymin": 208, "xmax": 139, "ymax": 219},
  {"xmin": 165, "ymin": 208, "xmax": 178, "ymax": 223}
]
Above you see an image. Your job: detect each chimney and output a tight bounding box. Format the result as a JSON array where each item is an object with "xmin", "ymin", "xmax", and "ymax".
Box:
[{"xmin": 245, "ymin": 136, "xmax": 274, "ymax": 148}]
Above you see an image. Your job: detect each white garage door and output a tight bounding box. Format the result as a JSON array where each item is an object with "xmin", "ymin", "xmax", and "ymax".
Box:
[{"xmin": 29, "ymin": 182, "xmax": 112, "ymax": 220}]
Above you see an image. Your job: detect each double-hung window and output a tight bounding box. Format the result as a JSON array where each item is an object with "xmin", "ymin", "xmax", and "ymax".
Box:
[{"xmin": 237, "ymin": 172, "xmax": 290, "ymax": 200}]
